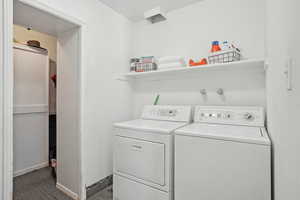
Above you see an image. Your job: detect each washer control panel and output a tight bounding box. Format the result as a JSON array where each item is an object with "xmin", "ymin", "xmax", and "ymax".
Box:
[
  {"xmin": 194, "ymin": 106, "xmax": 264, "ymax": 126},
  {"xmin": 142, "ymin": 105, "xmax": 192, "ymax": 122}
]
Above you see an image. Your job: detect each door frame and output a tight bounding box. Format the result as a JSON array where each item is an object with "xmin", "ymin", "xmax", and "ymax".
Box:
[
  {"xmin": 1, "ymin": 0, "xmax": 86, "ymax": 199},
  {"xmin": 1, "ymin": 0, "xmax": 13, "ymax": 200}
]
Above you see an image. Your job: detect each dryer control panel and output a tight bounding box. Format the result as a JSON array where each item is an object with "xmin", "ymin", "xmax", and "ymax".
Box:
[
  {"xmin": 142, "ymin": 105, "xmax": 192, "ymax": 122},
  {"xmin": 194, "ymin": 106, "xmax": 265, "ymax": 127}
]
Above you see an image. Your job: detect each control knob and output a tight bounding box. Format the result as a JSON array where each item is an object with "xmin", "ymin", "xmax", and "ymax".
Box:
[{"xmin": 244, "ymin": 113, "xmax": 254, "ymax": 120}]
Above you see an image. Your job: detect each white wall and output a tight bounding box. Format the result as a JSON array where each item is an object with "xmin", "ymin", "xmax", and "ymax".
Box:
[
  {"xmin": 131, "ymin": 0, "xmax": 266, "ymax": 117},
  {"xmin": 30, "ymin": 0, "xmax": 133, "ymax": 187},
  {"xmin": 132, "ymin": 0, "xmax": 265, "ymax": 59},
  {"xmin": 266, "ymin": 0, "xmax": 300, "ymax": 199}
]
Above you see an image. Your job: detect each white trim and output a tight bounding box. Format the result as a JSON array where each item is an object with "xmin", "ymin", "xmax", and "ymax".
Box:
[
  {"xmin": 2, "ymin": 0, "xmax": 14, "ymax": 200},
  {"xmin": 2, "ymin": 1, "xmax": 85, "ymax": 200},
  {"xmin": 56, "ymin": 27, "xmax": 83, "ymax": 200},
  {"xmin": 18, "ymin": 0, "xmax": 85, "ymax": 26},
  {"xmin": 78, "ymin": 25, "xmax": 86, "ymax": 200},
  {"xmin": 13, "ymin": 104, "xmax": 49, "ymax": 114},
  {"xmin": 13, "ymin": 162, "xmax": 49, "ymax": 177},
  {"xmin": 0, "ymin": 0, "xmax": 4, "ymax": 197},
  {"xmin": 56, "ymin": 183, "xmax": 79, "ymax": 200}
]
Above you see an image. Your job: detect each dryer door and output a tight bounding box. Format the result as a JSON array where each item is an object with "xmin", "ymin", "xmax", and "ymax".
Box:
[{"xmin": 114, "ymin": 136, "xmax": 165, "ymax": 186}]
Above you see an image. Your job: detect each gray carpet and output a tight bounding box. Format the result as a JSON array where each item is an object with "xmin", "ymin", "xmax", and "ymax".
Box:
[{"xmin": 13, "ymin": 167, "xmax": 112, "ymax": 200}]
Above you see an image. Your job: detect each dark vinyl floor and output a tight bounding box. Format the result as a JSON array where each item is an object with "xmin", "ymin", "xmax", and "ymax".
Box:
[
  {"xmin": 88, "ymin": 186, "xmax": 112, "ymax": 200},
  {"xmin": 13, "ymin": 167, "xmax": 112, "ymax": 200}
]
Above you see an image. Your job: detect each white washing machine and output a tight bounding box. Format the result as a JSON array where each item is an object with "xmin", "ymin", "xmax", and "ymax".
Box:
[
  {"xmin": 174, "ymin": 106, "xmax": 271, "ymax": 200},
  {"xmin": 113, "ymin": 105, "xmax": 192, "ymax": 200}
]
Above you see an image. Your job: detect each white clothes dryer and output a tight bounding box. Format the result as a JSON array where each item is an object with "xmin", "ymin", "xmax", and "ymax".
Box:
[{"xmin": 113, "ymin": 105, "xmax": 192, "ymax": 200}]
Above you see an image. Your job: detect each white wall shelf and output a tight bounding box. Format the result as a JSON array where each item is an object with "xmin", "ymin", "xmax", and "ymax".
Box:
[{"xmin": 116, "ymin": 59, "xmax": 265, "ymax": 82}]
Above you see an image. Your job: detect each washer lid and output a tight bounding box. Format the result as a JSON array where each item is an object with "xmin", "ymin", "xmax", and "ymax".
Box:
[
  {"xmin": 175, "ymin": 123, "xmax": 270, "ymax": 145},
  {"xmin": 114, "ymin": 119, "xmax": 188, "ymax": 134}
]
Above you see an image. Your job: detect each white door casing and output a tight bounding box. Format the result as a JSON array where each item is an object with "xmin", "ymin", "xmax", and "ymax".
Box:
[
  {"xmin": 1, "ymin": 0, "xmax": 85, "ymax": 199},
  {"xmin": 1, "ymin": 0, "xmax": 14, "ymax": 199},
  {"xmin": 57, "ymin": 28, "xmax": 81, "ymax": 198}
]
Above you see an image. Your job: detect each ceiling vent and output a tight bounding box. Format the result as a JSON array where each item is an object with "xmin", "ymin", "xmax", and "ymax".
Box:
[{"xmin": 144, "ymin": 7, "xmax": 167, "ymax": 24}]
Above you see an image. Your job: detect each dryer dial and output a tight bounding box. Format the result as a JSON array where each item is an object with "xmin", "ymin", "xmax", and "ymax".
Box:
[{"xmin": 244, "ymin": 113, "xmax": 254, "ymax": 121}]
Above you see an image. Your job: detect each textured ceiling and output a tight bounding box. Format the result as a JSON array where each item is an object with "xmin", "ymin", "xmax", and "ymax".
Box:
[
  {"xmin": 14, "ymin": 1, "xmax": 78, "ymax": 37},
  {"xmin": 98, "ymin": 0, "xmax": 203, "ymax": 21}
]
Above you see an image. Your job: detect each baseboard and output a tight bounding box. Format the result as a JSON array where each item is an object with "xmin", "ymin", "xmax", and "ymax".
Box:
[
  {"xmin": 56, "ymin": 182, "xmax": 79, "ymax": 200},
  {"xmin": 86, "ymin": 175, "xmax": 113, "ymax": 198},
  {"xmin": 13, "ymin": 162, "xmax": 49, "ymax": 177}
]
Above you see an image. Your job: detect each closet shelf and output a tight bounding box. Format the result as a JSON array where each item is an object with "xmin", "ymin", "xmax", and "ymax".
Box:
[{"xmin": 117, "ymin": 59, "xmax": 265, "ymax": 81}]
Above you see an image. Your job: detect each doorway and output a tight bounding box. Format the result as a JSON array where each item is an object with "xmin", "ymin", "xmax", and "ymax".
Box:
[
  {"xmin": 13, "ymin": 25, "xmax": 59, "ymax": 199},
  {"xmin": 3, "ymin": 0, "xmax": 84, "ymax": 199}
]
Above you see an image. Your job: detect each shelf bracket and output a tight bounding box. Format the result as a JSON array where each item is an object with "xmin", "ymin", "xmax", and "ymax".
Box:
[{"xmin": 115, "ymin": 75, "xmax": 129, "ymax": 82}]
